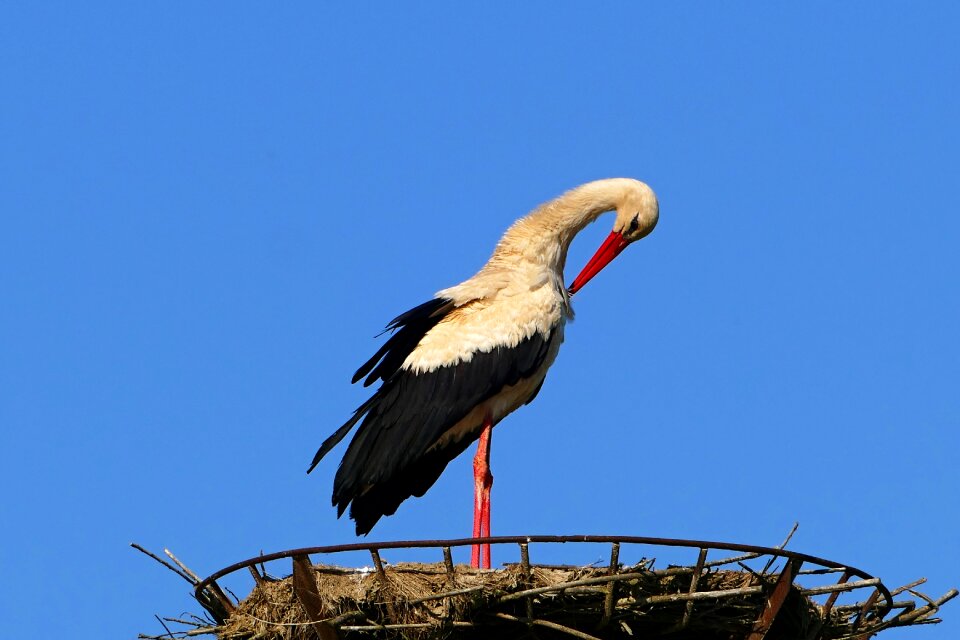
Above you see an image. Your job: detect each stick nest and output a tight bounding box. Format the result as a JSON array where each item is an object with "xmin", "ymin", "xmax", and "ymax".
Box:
[{"xmin": 219, "ymin": 562, "xmax": 819, "ymax": 640}]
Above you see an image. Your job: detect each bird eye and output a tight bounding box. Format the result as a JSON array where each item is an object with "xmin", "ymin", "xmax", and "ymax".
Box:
[{"xmin": 627, "ymin": 216, "xmax": 640, "ymax": 233}]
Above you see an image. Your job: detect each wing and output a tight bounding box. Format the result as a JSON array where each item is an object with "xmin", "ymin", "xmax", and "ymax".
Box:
[
  {"xmin": 308, "ymin": 296, "xmax": 557, "ymax": 535},
  {"xmin": 338, "ymin": 330, "xmax": 554, "ymax": 534},
  {"xmin": 307, "ymin": 297, "xmax": 454, "ymax": 468},
  {"xmin": 353, "ymin": 297, "xmax": 455, "ymax": 386}
]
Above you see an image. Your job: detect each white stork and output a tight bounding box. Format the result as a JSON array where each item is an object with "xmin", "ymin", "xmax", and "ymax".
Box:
[{"xmin": 308, "ymin": 178, "xmax": 659, "ymax": 568}]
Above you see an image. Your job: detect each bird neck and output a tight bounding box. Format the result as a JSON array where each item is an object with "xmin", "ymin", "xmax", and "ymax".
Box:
[
  {"xmin": 498, "ymin": 178, "xmax": 636, "ymax": 271},
  {"xmin": 437, "ymin": 179, "xmax": 641, "ymax": 305}
]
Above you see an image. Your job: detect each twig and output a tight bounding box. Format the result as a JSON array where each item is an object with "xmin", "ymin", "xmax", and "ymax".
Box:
[
  {"xmin": 761, "ymin": 522, "xmax": 799, "ymax": 575},
  {"xmin": 907, "ymin": 586, "xmax": 937, "ymax": 612},
  {"xmin": 237, "ymin": 611, "xmax": 338, "ymax": 627},
  {"xmin": 138, "ymin": 627, "xmax": 219, "ymax": 638},
  {"xmin": 493, "ymin": 612, "xmax": 603, "ymax": 640},
  {"xmin": 405, "ymin": 585, "xmax": 486, "ymax": 605},
  {"xmin": 895, "ymin": 588, "xmax": 959, "ymax": 624},
  {"xmin": 703, "ymin": 551, "xmax": 763, "ymax": 569},
  {"xmin": 738, "ymin": 561, "xmax": 765, "ymax": 581},
  {"xmin": 164, "ymin": 548, "xmax": 201, "ymax": 585},
  {"xmin": 520, "ymin": 542, "xmax": 534, "ymax": 621},
  {"xmin": 339, "ymin": 621, "xmax": 475, "ymax": 631},
  {"xmin": 340, "ymin": 622, "xmax": 432, "ymax": 630},
  {"xmin": 530, "ymin": 618, "xmax": 606, "ymax": 640},
  {"xmin": 834, "ymin": 600, "xmax": 914, "ymax": 612},
  {"xmin": 189, "ymin": 612, "xmax": 214, "ymax": 627},
  {"xmin": 889, "ymin": 577, "xmax": 926, "ymax": 597},
  {"xmin": 600, "ymin": 542, "xmax": 620, "ymax": 627},
  {"xmin": 680, "ymin": 548, "xmax": 708, "ymax": 629},
  {"xmin": 155, "ymin": 547, "xmax": 234, "ymax": 617},
  {"xmin": 259, "ymin": 549, "xmax": 268, "ymax": 580},
  {"xmin": 370, "ymin": 549, "xmax": 397, "ymax": 622},
  {"xmin": 130, "ymin": 543, "xmax": 195, "ymax": 585},
  {"xmin": 155, "ymin": 615, "xmax": 175, "ymax": 638},
  {"xmin": 800, "ymin": 578, "xmax": 881, "ymax": 596},
  {"xmin": 498, "ymin": 571, "xmax": 653, "ymax": 602},
  {"xmin": 641, "ymin": 584, "xmax": 764, "ymax": 604},
  {"xmin": 442, "ymin": 546, "xmax": 456, "ymax": 618},
  {"xmin": 851, "ymin": 588, "xmax": 881, "ymax": 632},
  {"xmin": 798, "ymin": 566, "xmax": 848, "ymax": 575},
  {"xmin": 323, "ymin": 610, "xmax": 367, "ymax": 626},
  {"xmin": 162, "ymin": 617, "xmax": 205, "ymax": 628},
  {"xmin": 929, "ymin": 589, "xmax": 958, "ymax": 611}
]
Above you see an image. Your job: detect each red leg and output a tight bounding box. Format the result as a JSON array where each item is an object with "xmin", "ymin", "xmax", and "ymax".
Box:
[
  {"xmin": 471, "ymin": 414, "xmax": 494, "ymax": 569},
  {"xmin": 480, "ymin": 426, "xmax": 493, "ymax": 569}
]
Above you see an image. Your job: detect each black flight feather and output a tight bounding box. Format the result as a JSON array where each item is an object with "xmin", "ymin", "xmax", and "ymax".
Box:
[
  {"xmin": 309, "ymin": 297, "xmax": 455, "ymax": 473},
  {"xmin": 332, "ymin": 330, "xmax": 555, "ymax": 534},
  {"xmin": 309, "ymin": 294, "xmax": 557, "ymax": 535},
  {"xmin": 351, "ymin": 297, "xmax": 454, "ymax": 386},
  {"xmin": 306, "ymin": 395, "xmax": 376, "ymax": 474}
]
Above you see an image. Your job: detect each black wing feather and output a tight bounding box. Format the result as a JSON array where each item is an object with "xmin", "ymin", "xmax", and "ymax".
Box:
[
  {"xmin": 306, "ymin": 395, "xmax": 376, "ymax": 474},
  {"xmin": 351, "ymin": 298, "xmax": 454, "ymax": 386},
  {"xmin": 347, "ymin": 436, "xmax": 477, "ymax": 534},
  {"xmin": 337, "ymin": 332, "xmax": 552, "ymax": 488},
  {"xmin": 310, "ymin": 306, "xmax": 555, "ymax": 534},
  {"xmin": 334, "ymin": 331, "xmax": 553, "ymax": 534},
  {"xmin": 309, "ymin": 295, "xmax": 556, "ymax": 535},
  {"xmin": 310, "ymin": 297, "xmax": 454, "ymax": 472}
]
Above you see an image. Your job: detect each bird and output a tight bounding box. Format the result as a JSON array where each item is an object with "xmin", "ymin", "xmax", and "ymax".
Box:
[{"xmin": 308, "ymin": 178, "xmax": 659, "ymax": 568}]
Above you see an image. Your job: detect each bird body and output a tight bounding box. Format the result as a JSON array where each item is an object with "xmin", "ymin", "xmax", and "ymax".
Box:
[{"xmin": 309, "ymin": 178, "xmax": 659, "ymax": 541}]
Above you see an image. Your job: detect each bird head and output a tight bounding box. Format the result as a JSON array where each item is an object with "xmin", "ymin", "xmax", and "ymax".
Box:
[{"xmin": 568, "ymin": 182, "xmax": 659, "ymax": 294}]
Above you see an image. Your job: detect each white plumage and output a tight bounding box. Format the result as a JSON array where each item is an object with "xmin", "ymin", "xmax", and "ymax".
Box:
[{"xmin": 309, "ymin": 178, "xmax": 659, "ymax": 568}]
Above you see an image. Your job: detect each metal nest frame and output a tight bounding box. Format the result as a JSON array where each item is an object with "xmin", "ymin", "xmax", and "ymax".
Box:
[{"xmin": 138, "ymin": 534, "xmax": 957, "ymax": 640}]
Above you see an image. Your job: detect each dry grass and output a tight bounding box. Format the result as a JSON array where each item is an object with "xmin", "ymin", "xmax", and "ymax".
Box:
[{"xmin": 218, "ymin": 561, "xmax": 818, "ymax": 640}]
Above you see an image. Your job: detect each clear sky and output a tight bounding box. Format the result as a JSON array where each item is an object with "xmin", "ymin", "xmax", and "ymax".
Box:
[{"xmin": 1, "ymin": 3, "xmax": 957, "ymax": 639}]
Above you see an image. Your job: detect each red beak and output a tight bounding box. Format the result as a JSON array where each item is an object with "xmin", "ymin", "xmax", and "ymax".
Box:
[{"xmin": 568, "ymin": 231, "xmax": 629, "ymax": 295}]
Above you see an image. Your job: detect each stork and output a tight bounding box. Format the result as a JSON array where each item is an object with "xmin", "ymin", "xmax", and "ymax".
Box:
[{"xmin": 308, "ymin": 178, "xmax": 659, "ymax": 568}]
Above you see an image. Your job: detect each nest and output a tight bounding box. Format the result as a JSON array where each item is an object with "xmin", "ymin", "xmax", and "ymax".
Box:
[
  {"xmin": 137, "ymin": 536, "xmax": 957, "ymax": 640},
  {"xmin": 220, "ymin": 561, "xmax": 817, "ymax": 640}
]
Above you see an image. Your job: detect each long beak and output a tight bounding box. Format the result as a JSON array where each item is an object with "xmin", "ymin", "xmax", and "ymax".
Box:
[{"xmin": 568, "ymin": 231, "xmax": 629, "ymax": 295}]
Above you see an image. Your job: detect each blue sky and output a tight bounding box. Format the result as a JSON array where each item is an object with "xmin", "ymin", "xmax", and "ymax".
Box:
[{"xmin": 1, "ymin": 3, "xmax": 957, "ymax": 638}]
